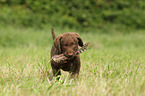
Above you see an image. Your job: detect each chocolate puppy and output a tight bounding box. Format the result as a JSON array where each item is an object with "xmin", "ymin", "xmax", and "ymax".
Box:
[{"xmin": 51, "ymin": 29, "xmax": 83, "ymax": 78}]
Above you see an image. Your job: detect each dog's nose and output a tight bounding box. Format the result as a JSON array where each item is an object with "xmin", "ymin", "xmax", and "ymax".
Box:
[{"xmin": 67, "ymin": 53, "xmax": 73, "ymax": 57}]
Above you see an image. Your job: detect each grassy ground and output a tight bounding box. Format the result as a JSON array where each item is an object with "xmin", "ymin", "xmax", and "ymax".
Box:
[{"xmin": 0, "ymin": 26, "xmax": 145, "ymax": 96}]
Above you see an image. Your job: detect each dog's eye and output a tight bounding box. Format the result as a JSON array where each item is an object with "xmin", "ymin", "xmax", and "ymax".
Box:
[
  {"xmin": 63, "ymin": 44, "xmax": 67, "ymax": 46},
  {"xmin": 73, "ymin": 44, "xmax": 76, "ymax": 46}
]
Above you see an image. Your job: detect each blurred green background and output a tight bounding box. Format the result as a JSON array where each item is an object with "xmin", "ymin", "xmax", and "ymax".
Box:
[
  {"xmin": 0, "ymin": 0, "xmax": 145, "ymax": 31},
  {"xmin": 0, "ymin": 1, "xmax": 145, "ymax": 95}
]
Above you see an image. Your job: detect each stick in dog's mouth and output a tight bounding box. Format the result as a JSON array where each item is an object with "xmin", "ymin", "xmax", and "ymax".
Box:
[{"xmin": 51, "ymin": 42, "xmax": 90, "ymax": 64}]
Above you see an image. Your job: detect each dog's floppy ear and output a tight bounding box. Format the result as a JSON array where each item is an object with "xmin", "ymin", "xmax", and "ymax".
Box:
[
  {"xmin": 54, "ymin": 35, "xmax": 62, "ymax": 53},
  {"xmin": 73, "ymin": 33, "xmax": 83, "ymax": 47}
]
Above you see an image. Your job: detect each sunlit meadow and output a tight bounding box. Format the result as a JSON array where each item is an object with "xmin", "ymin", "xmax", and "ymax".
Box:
[{"xmin": 0, "ymin": 27, "xmax": 145, "ymax": 96}]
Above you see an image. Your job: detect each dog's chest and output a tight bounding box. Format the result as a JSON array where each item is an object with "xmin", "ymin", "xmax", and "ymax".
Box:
[{"xmin": 61, "ymin": 62, "xmax": 74, "ymax": 71}]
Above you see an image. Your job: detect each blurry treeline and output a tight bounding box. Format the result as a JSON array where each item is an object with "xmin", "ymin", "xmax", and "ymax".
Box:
[{"xmin": 0, "ymin": 0, "xmax": 145, "ymax": 30}]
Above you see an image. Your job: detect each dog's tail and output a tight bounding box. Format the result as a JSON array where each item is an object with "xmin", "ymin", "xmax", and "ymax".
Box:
[{"xmin": 51, "ymin": 28, "xmax": 56, "ymax": 40}]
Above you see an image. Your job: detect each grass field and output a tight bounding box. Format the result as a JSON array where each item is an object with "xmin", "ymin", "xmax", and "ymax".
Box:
[{"xmin": 0, "ymin": 26, "xmax": 145, "ymax": 96}]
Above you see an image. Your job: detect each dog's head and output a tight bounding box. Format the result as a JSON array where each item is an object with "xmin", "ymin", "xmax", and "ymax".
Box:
[{"xmin": 54, "ymin": 32, "xmax": 83, "ymax": 59}]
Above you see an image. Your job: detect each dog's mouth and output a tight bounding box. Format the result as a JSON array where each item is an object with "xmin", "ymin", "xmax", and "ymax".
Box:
[
  {"xmin": 67, "ymin": 56, "xmax": 74, "ymax": 60},
  {"xmin": 64, "ymin": 54, "xmax": 75, "ymax": 60}
]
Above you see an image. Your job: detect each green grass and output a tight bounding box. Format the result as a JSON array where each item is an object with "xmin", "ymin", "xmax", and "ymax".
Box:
[{"xmin": 0, "ymin": 26, "xmax": 145, "ymax": 96}]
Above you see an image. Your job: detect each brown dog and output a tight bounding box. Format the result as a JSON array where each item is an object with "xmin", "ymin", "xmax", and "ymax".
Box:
[{"xmin": 50, "ymin": 29, "xmax": 83, "ymax": 78}]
